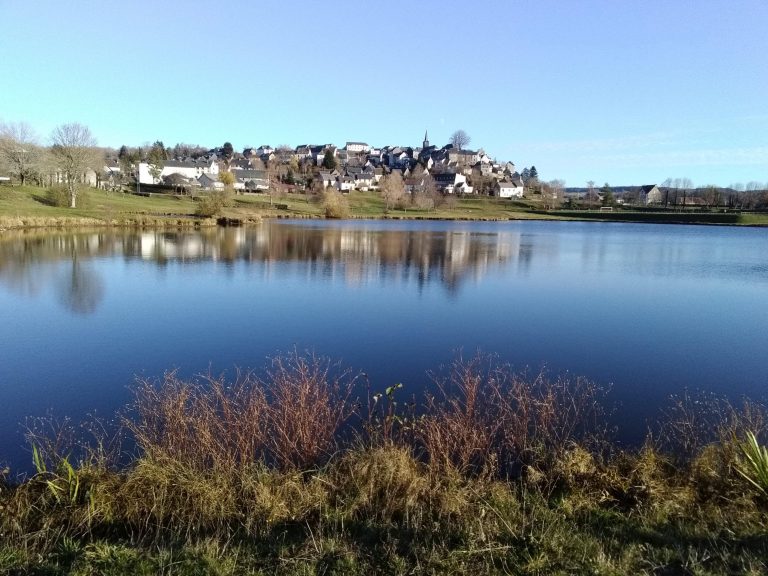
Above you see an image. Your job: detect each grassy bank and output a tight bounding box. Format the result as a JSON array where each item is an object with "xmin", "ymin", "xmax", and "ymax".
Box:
[
  {"xmin": 6, "ymin": 184, "xmax": 765, "ymax": 229},
  {"xmin": 2, "ymin": 352, "xmax": 767, "ymax": 575},
  {"xmin": 541, "ymin": 209, "xmax": 768, "ymax": 226},
  {"xmin": 0, "ymin": 185, "xmax": 554, "ymax": 229}
]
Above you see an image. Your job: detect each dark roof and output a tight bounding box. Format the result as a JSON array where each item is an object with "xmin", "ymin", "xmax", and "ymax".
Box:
[
  {"xmin": 165, "ymin": 160, "xmax": 196, "ymax": 168},
  {"xmin": 432, "ymin": 173, "xmax": 458, "ymax": 184},
  {"xmin": 640, "ymin": 184, "xmax": 658, "ymax": 193},
  {"xmin": 232, "ymin": 169, "xmax": 267, "ymax": 179}
]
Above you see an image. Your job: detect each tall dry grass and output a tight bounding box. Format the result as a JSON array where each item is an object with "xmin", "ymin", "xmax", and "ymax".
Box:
[
  {"xmin": 418, "ymin": 354, "xmax": 609, "ymax": 478},
  {"xmin": 126, "ymin": 351, "xmax": 358, "ymax": 472},
  {"xmin": 5, "ymin": 350, "xmax": 768, "ymax": 573}
]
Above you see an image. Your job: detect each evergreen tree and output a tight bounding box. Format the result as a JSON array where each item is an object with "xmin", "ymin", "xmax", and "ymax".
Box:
[
  {"xmin": 322, "ymin": 149, "xmax": 337, "ymax": 170},
  {"xmin": 529, "ymin": 166, "xmax": 539, "ymax": 181},
  {"xmin": 222, "ymin": 142, "xmax": 234, "ymax": 161},
  {"xmin": 601, "ymin": 183, "xmax": 614, "ymax": 206},
  {"xmin": 521, "ymin": 167, "xmax": 530, "ymax": 182}
]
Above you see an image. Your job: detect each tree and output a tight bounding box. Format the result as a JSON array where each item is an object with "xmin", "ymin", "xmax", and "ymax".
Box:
[
  {"xmin": 322, "ymin": 148, "xmax": 337, "ymax": 170},
  {"xmin": 0, "ymin": 121, "xmax": 42, "ymax": 186},
  {"xmin": 543, "ymin": 179, "xmax": 565, "ymax": 210},
  {"xmin": 600, "ymin": 182, "xmax": 614, "ymax": 206},
  {"xmin": 147, "ymin": 140, "xmax": 167, "ymax": 183},
  {"xmin": 584, "ymin": 180, "xmax": 599, "ymax": 208},
  {"xmin": 380, "ymin": 171, "xmax": 405, "ymax": 210},
  {"xmin": 703, "ymin": 185, "xmax": 721, "ymax": 208},
  {"xmin": 679, "ymin": 177, "xmax": 693, "ymax": 207},
  {"xmin": 413, "ymin": 173, "xmax": 437, "ymax": 210},
  {"xmin": 219, "ymin": 170, "xmax": 236, "ymax": 188},
  {"xmin": 449, "ymin": 129, "xmax": 471, "ymax": 151},
  {"xmin": 528, "ymin": 166, "xmax": 539, "ymax": 181},
  {"xmin": 50, "ymin": 123, "xmax": 98, "ymax": 208},
  {"xmin": 222, "ymin": 142, "xmax": 234, "ymax": 161}
]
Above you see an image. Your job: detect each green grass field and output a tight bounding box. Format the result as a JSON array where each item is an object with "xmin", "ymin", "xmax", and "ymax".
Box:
[{"xmin": 1, "ymin": 185, "xmax": 766, "ymax": 228}]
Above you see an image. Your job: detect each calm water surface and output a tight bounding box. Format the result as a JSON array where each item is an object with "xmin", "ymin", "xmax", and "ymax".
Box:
[{"xmin": 1, "ymin": 220, "xmax": 767, "ymax": 469}]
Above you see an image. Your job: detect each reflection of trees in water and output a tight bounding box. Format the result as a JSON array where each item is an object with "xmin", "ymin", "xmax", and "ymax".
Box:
[
  {"xmin": 0, "ymin": 224, "xmax": 541, "ymax": 296},
  {"xmin": 0, "ymin": 232, "xmax": 109, "ymax": 314},
  {"xmin": 59, "ymin": 253, "xmax": 104, "ymax": 314}
]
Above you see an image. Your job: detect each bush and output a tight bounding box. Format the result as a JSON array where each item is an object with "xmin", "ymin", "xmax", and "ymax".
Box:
[
  {"xmin": 46, "ymin": 185, "xmax": 91, "ymax": 209},
  {"xmin": 196, "ymin": 189, "xmax": 232, "ymax": 217},
  {"xmin": 322, "ymin": 188, "xmax": 350, "ymax": 219}
]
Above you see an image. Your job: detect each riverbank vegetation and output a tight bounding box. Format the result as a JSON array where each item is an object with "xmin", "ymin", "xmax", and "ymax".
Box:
[
  {"xmin": 3, "ymin": 184, "xmax": 767, "ymax": 230},
  {"xmin": 2, "ymin": 352, "xmax": 767, "ymax": 575}
]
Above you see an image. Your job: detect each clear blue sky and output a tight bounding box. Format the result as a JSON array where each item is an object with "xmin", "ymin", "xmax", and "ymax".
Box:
[{"xmin": 1, "ymin": 0, "xmax": 766, "ymax": 187}]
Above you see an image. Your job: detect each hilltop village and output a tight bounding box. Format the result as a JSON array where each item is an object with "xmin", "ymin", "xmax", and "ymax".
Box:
[{"xmin": 123, "ymin": 132, "xmax": 527, "ymax": 200}]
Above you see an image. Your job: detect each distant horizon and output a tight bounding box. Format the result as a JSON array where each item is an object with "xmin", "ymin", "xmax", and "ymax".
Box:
[{"xmin": 1, "ymin": 1, "xmax": 766, "ymax": 188}]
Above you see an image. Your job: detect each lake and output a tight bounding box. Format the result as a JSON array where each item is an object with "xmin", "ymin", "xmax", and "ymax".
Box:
[{"xmin": 1, "ymin": 220, "xmax": 767, "ymax": 471}]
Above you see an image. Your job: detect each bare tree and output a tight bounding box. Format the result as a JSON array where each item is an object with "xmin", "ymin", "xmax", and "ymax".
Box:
[
  {"xmin": 413, "ymin": 173, "xmax": 437, "ymax": 210},
  {"xmin": 680, "ymin": 177, "xmax": 693, "ymax": 207},
  {"xmin": 543, "ymin": 179, "xmax": 565, "ymax": 210},
  {"xmin": 0, "ymin": 121, "xmax": 42, "ymax": 186},
  {"xmin": 703, "ymin": 185, "xmax": 721, "ymax": 208},
  {"xmin": 50, "ymin": 123, "xmax": 98, "ymax": 208},
  {"xmin": 584, "ymin": 180, "xmax": 599, "ymax": 208},
  {"xmin": 380, "ymin": 171, "xmax": 405, "ymax": 210},
  {"xmin": 449, "ymin": 129, "xmax": 471, "ymax": 151}
]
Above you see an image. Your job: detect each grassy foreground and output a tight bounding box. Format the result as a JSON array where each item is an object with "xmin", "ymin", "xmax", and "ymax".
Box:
[
  {"xmin": 2, "ymin": 352, "xmax": 768, "ymax": 575},
  {"xmin": 4, "ymin": 184, "xmax": 766, "ymax": 228}
]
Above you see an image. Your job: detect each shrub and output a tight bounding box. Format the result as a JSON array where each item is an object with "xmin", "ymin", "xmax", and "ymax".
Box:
[
  {"xmin": 419, "ymin": 354, "xmax": 504, "ymax": 477},
  {"xmin": 263, "ymin": 352, "xmax": 357, "ymax": 470},
  {"xmin": 46, "ymin": 185, "xmax": 91, "ymax": 209},
  {"xmin": 126, "ymin": 370, "xmax": 267, "ymax": 472},
  {"xmin": 322, "ymin": 188, "xmax": 350, "ymax": 219},
  {"xmin": 195, "ymin": 189, "xmax": 232, "ymax": 217}
]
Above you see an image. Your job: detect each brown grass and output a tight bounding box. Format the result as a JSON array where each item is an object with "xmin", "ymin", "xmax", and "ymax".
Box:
[
  {"xmin": 125, "ymin": 352, "xmax": 358, "ymax": 473},
  {"xmin": 418, "ymin": 354, "xmax": 609, "ymax": 479}
]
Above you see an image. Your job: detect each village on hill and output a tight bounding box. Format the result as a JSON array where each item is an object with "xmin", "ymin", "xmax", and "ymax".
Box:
[{"xmin": 123, "ymin": 131, "xmax": 526, "ymax": 201}]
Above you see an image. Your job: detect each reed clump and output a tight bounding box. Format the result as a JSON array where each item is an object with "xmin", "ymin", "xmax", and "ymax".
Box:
[{"xmin": 2, "ymin": 351, "xmax": 768, "ymax": 574}]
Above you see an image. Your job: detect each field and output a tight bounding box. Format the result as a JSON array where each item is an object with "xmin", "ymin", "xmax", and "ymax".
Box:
[{"xmin": 4, "ymin": 184, "xmax": 765, "ymax": 229}]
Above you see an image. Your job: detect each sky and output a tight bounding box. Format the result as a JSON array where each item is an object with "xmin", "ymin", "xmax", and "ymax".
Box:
[{"xmin": 1, "ymin": 0, "xmax": 766, "ymax": 187}]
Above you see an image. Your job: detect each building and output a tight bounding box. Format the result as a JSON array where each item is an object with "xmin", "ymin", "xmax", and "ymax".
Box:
[
  {"xmin": 345, "ymin": 142, "xmax": 370, "ymax": 154},
  {"xmin": 640, "ymin": 184, "xmax": 662, "ymax": 205},
  {"xmin": 495, "ymin": 178, "xmax": 524, "ymax": 198}
]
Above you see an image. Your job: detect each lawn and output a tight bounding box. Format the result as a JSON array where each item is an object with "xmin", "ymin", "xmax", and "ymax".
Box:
[{"xmin": 1, "ymin": 185, "xmax": 766, "ymax": 228}]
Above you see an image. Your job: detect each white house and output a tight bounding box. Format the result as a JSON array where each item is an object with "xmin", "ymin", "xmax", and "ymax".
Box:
[
  {"xmin": 232, "ymin": 169, "xmax": 269, "ymax": 191},
  {"xmin": 353, "ymin": 172, "xmax": 375, "ymax": 190},
  {"xmin": 496, "ymin": 179, "xmax": 524, "ymax": 198},
  {"xmin": 346, "ymin": 141, "xmax": 370, "ymax": 154},
  {"xmin": 198, "ymin": 173, "xmax": 224, "ymax": 190},
  {"xmin": 139, "ymin": 158, "xmax": 220, "ymax": 185},
  {"xmin": 640, "ymin": 184, "xmax": 662, "ymax": 205},
  {"xmin": 433, "ymin": 172, "xmax": 471, "ymax": 194},
  {"xmin": 335, "ymin": 175, "xmax": 355, "ymax": 192},
  {"xmin": 317, "ymin": 170, "xmax": 339, "ymax": 188}
]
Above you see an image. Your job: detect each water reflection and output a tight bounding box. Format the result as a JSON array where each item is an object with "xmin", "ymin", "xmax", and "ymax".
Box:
[
  {"xmin": 58, "ymin": 254, "xmax": 104, "ymax": 314},
  {"xmin": 0, "ymin": 224, "xmax": 532, "ymax": 304}
]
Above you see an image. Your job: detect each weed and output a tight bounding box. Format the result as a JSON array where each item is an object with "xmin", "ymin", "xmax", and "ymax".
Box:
[{"xmin": 736, "ymin": 431, "xmax": 768, "ymax": 496}]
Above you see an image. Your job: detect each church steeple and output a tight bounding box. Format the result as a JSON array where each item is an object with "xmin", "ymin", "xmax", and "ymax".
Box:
[{"xmin": 423, "ymin": 130, "xmax": 429, "ymax": 149}]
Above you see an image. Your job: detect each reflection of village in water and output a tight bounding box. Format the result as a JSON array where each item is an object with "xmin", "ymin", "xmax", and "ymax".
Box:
[{"xmin": 0, "ymin": 224, "xmax": 539, "ymax": 312}]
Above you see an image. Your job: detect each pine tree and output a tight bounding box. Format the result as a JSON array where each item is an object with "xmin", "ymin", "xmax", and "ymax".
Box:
[{"xmin": 322, "ymin": 149, "xmax": 337, "ymax": 170}]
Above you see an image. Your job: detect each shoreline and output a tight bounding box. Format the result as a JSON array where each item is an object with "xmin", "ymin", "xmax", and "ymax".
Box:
[
  {"xmin": 2, "ymin": 187, "xmax": 766, "ymax": 230},
  {"xmin": 2, "ymin": 212, "xmax": 766, "ymax": 232}
]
